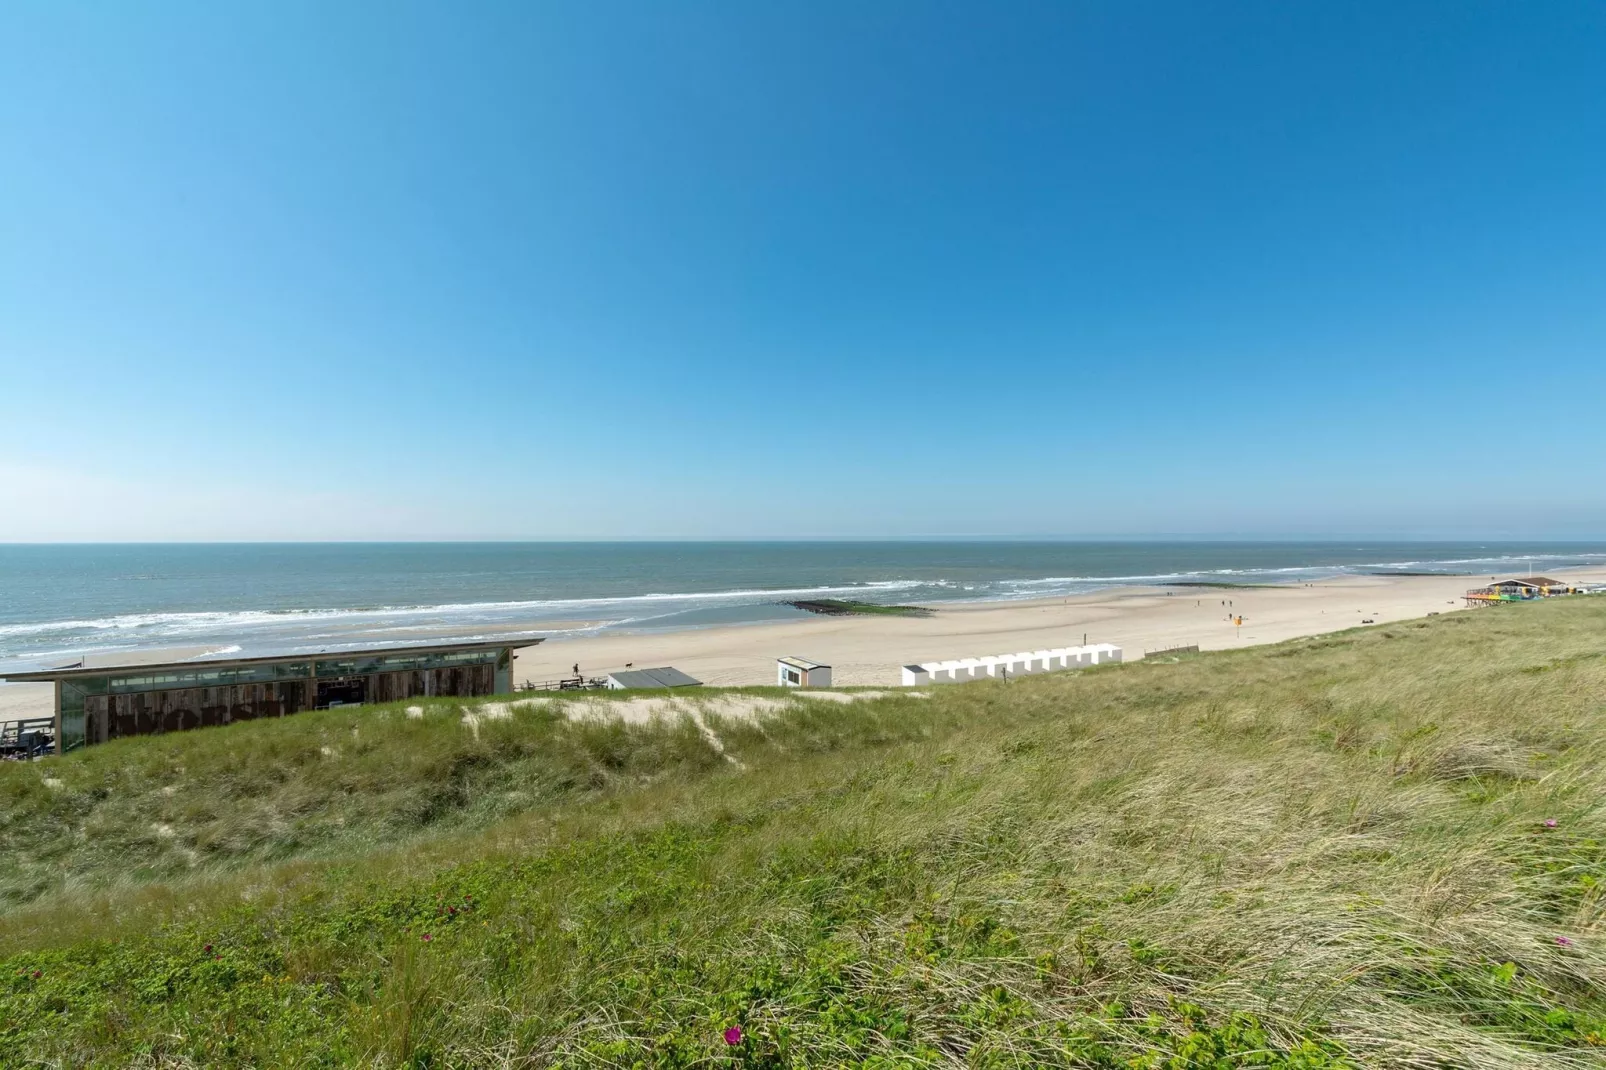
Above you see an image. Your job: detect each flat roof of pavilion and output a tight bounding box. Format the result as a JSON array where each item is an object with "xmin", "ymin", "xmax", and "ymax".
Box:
[
  {"xmin": 0, "ymin": 636, "xmax": 547, "ymax": 683},
  {"xmin": 777, "ymin": 656, "xmax": 828, "ymax": 671},
  {"xmin": 606, "ymin": 666, "xmax": 702, "ymax": 689}
]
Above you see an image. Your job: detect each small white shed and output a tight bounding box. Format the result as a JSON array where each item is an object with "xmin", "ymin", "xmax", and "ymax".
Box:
[{"xmin": 777, "ymin": 656, "xmax": 831, "ymax": 687}]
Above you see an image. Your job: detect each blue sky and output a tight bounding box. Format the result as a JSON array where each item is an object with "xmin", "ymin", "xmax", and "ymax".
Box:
[{"xmin": 2, "ymin": 2, "xmax": 1603, "ymax": 540}]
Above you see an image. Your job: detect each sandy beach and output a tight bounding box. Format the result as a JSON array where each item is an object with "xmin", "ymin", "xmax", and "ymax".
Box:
[
  {"xmin": 5, "ymin": 567, "xmax": 1603, "ymax": 722},
  {"xmin": 512, "ymin": 568, "xmax": 1606, "ymax": 687}
]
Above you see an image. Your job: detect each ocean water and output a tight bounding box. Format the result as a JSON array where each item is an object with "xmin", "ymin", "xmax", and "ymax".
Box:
[{"xmin": 1, "ymin": 541, "xmax": 1603, "ymax": 672}]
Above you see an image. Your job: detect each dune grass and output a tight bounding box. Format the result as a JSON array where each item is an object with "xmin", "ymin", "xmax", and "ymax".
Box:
[{"xmin": 4, "ymin": 599, "xmax": 1606, "ymax": 1067}]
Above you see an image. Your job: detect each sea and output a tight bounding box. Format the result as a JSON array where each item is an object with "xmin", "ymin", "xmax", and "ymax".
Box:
[{"xmin": 2, "ymin": 541, "xmax": 1603, "ymax": 673}]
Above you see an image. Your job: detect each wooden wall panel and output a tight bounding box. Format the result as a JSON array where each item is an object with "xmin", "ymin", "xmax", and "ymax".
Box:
[
  {"xmin": 85, "ymin": 681, "xmax": 308, "ymax": 744},
  {"xmin": 368, "ymin": 664, "xmax": 497, "ymax": 704},
  {"xmin": 79, "ymin": 661, "xmax": 503, "ymax": 747}
]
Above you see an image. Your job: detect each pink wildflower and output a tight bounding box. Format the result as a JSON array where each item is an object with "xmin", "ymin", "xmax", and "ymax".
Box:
[
  {"xmin": 421, "ymin": 933, "xmax": 433, "ymax": 943},
  {"xmin": 1557, "ymin": 936, "xmax": 1574, "ymax": 947},
  {"xmin": 1544, "ymin": 819, "xmax": 1559, "ymax": 828},
  {"xmin": 724, "ymin": 1025, "xmax": 743, "ymax": 1045}
]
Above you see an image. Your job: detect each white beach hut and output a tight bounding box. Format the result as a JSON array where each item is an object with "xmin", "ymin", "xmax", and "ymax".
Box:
[{"xmin": 777, "ymin": 656, "xmax": 832, "ymax": 687}]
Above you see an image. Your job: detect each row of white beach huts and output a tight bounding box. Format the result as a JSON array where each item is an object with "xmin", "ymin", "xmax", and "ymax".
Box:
[
  {"xmin": 613, "ymin": 645, "xmax": 1124, "ymax": 692},
  {"xmin": 899, "ymin": 643, "xmax": 1121, "ymax": 686},
  {"xmin": 767, "ymin": 643, "xmax": 1123, "ymax": 689}
]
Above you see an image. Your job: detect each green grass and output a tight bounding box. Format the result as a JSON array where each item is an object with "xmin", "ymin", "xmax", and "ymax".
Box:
[{"xmin": 5, "ymin": 600, "xmax": 1606, "ymax": 1067}]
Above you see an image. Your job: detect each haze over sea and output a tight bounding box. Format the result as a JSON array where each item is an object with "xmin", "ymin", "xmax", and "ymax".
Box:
[{"xmin": 2, "ymin": 542, "xmax": 1604, "ymax": 674}]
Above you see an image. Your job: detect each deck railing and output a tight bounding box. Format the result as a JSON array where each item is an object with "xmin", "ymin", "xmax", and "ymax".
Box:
[
  {"xmin": 517, "ymin": 675, "xmax": 610, "ymax": 692},
  {"xmin": 0, "ymin": 717, "xmax": 55, "ymax": 760}
]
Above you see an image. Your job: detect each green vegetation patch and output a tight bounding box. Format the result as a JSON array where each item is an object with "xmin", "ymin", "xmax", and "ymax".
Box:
[{"xmin": 786, "ymin": 599, "xmax": 934, "ymax": 617}]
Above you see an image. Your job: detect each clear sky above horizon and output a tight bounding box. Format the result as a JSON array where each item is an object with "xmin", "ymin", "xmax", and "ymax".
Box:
[{"xmin": 2, "ymin": 2, "xmax": 1603, "ymax": 541}]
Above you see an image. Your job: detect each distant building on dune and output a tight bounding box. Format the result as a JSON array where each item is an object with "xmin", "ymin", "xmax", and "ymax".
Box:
[{"xmin": 1464, "ymin": 577, "xmax": 1578, "ymax": 606}]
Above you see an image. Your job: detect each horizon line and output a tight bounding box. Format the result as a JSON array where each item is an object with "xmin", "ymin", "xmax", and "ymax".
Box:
[{"xmin": 4, "ymin": 535, "xmax": 1606, "ymax": 546}]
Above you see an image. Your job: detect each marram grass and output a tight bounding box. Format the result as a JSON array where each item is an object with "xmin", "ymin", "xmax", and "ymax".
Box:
[{"xmin": 4, "ymin": 599, "xmax": 1606, "ymax": 1067}]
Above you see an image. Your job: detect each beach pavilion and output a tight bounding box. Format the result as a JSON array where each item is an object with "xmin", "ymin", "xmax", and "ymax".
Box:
[
  {"xmin": 0, "ymin": 637, "xmax": 540, "ymax": 754},
  {"xmin": 1463, "ymin": 576, "xmax": 1578, "ymax": 606}
]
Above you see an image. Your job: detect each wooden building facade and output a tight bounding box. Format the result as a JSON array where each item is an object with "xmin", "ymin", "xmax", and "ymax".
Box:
[{"xmin": 1, "ymin": 638, "xmax": 539, "ymax": 753}]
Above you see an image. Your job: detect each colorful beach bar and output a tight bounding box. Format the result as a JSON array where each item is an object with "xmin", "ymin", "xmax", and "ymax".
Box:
[
  {"xmin": 1463, "ymin": 576, "xmax": 1580, "ymax": 607},
  {"xmin": 0, "ymin": 638, "xmax": 539, "ymax": 754}
]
